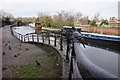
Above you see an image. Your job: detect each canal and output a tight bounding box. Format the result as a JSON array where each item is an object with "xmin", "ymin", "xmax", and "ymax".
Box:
[{"xmin": 13, "ymin": 26, "xmax": 119, "ymax": 77}]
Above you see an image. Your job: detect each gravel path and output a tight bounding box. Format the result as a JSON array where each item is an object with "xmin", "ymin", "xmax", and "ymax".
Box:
[
  {"xmin": 0, "ymin": 27, "xmax": 2, "ymax": 79},
  {"xmin": 2, "ymin": 26, "xmax": 46, "ymax": 78}
]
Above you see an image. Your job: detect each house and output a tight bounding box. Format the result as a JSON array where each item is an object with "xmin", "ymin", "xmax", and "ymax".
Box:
[{"xmin": 108, "ymin": 17, "xmax": 120, "ymax": 27}]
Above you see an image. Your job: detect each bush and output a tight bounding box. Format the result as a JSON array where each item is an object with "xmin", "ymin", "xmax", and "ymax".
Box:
[
  {"xmin": 2, "ymin": 17, "xmax": 11, "ymax": 26},
  {"xmin": 90, "ymin": 20, "xmax": 97, "ymax": 26}
]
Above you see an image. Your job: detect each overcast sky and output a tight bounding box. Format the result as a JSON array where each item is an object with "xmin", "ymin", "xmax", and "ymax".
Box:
[{"xmin": 0, "ymin": 0, "xmax": 119, "ymax": 19}]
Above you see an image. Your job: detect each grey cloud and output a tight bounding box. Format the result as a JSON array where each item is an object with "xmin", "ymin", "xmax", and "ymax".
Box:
[{"xmin": 0, "ymin": 0, "xmax": 118, "ymax": 18}]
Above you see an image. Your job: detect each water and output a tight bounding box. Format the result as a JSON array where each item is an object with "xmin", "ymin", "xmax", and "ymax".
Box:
[
  {"xmin": 13, "ymin": 26, "xmax": 35, "ymax": 35},
  {"xmin": 13, "ymin": 26, "xmax": 119, "ymax": 77}
]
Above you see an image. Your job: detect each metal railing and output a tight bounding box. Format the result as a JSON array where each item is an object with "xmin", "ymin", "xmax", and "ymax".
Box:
[{"xmin": 10, "ymin": 25, "xmax": 118, "ymax": 80}]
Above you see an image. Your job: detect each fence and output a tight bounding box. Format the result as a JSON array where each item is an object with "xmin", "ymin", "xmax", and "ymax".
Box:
[{"xmin": 10, "ymin": 26, "xmax": 118, "ymax": 79}]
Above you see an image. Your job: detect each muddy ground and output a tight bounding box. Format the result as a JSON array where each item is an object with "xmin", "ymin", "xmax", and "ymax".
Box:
[{"xmin": 2, "ymin": 26, "xmax": 62, "ymax": 78}]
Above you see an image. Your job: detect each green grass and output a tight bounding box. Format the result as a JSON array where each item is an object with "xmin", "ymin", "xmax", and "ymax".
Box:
[
  {"xmin": 14, "ymin": 51, "xmax": 62, "ymax": 78},
  {"xmin": 15, "ymin": 64, "xmax": 43, "ymax": 78},
  {"xmin": 15, "ymin": 64, "xmax": 61, "ymax": 78},
  {"xmin": 12, "ymin": 43, "xmax": 62, "ymax": 78}
]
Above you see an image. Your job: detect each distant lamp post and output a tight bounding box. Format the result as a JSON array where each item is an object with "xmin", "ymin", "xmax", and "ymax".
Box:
[
  {"xmin": 96, "ymin": 21, "xmax": 101, "ymax": 33},
  {"xmin": 100, "ymin": 24, "xmax": 105, "ymax": 34}
]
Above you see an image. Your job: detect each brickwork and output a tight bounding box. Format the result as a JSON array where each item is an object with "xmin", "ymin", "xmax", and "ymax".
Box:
[{"xmin": 80, "ymin": 26, "xmax": 120, "ymax": 36}]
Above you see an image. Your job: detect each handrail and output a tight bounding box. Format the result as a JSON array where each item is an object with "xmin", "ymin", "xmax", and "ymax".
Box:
[
  {"xmin": 74, "ymin": 43, "xmax": 117, "ymax": 79},
  {"xmin": 71, "ymin": 31, "xmax": 118, "ymax": 79}
]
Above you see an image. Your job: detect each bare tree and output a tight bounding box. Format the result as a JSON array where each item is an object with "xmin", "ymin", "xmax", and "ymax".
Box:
[
  {"xmin": 55, "ymin": 10, "xmax": 74, "ymax": 26},
  {"xmin": 0, "ymin": 10, "xmax": 14, "ymax": 26},
  {"xmin": 94, "ymin": 12, "xmax": 100, "ymax": 21},
  {"xmin": 75, "ymin": 12, "xmax": 82, "ymax": 21},
  {"xmin": 0, "ymin": 10, "xmax": 14, "ymax": 18}
]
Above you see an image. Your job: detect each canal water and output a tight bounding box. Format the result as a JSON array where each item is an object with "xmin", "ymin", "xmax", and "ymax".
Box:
[
  {"xmin": 13, "ymin": 26, "xmax": 119, "ymax": 77},
  {"xmin": 13, "ymin": 26, "xmax": 35, "ymax": 35}
]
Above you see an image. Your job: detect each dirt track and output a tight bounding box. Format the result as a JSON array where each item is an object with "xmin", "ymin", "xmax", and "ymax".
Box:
[
  {"xmin": 0, "ymin": 28, "xmax": 2, "ymax": 79},
  {"xmin": 2, "ymin": 26, "xmax": 46, "ymax": 78}
]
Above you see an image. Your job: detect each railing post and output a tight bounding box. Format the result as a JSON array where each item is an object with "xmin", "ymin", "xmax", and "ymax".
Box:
[
  {"xmin": 54, "ymin": 33, "xmax": 57, "ymax": 47},
  {"xmin": 28, "ymin": 35, "xmax": 29, "ymax": 42},
  {"xmin": 71, "ymin": 41, "xmax": 75, "ymax": 57},
  {"xmin": 18, "ymin": 34, "xmax": 20, "ymax": 40},
  {"xmin": 32, "ymin": 34, "xmax": 34, "ymax": 42},
  {"xmin": 48, "ymin": 32, "xmax": 50, "ymax": 44},
  {"xmin": 69, "ymin": 56, "xmax": 73, "ymax": 80},
  {"xmin": 10, "ymin": 26, "xmax": 13, "ymax": 35},
  {"xmin": 69, "ymin": 42, "xmax": 75, "ymax": 79},
  {"xmin": 42, "ymin": 32, "xmax": 44, "ymax": 43},
  {"xmin": 21, "ymin": 35, "xmax": 23, "ymax": 42},
  {"xmin": 66, "ymin": 41, "xmax": 69, "ymax": 61},
  {"xmin": 37, "ymin": 34, "xmax": 39, "ymax": 43},
  {"xmin": 24, "ymin": 35, "xmax": 25, "ymax": 42},
  {"xmin": 60, "ymin": 32, "xmax": 63, "ymax": 51}
]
